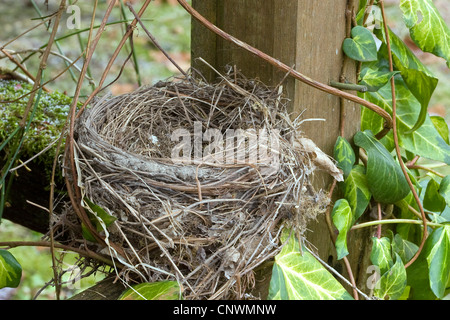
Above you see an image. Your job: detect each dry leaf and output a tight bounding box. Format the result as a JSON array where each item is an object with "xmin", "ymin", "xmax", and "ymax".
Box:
[{"xmin": 295, "ymin": 137, "xmax": 344, "ymax": 182}]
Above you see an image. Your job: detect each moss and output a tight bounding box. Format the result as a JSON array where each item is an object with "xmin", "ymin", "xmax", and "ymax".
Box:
[{"xmin": 0, "ymin": 79, "xmax": 73, "ymax": 181}]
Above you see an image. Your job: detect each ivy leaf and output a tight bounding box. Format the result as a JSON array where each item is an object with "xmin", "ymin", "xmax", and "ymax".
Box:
[
  {"xmin": 370, "ymin": 237, "xmax": 393, "ymax": 275},
  {"xmin": 333, "ymin": 136, "xmax": 355, "ymax": 178},
  {"xmin": 359, "ymin": 67, "xmax": 400, "ymax": 92},
  {"xmin": 375, "ymin": 28, "xmax": 438, "ymax": 132},
  {"xmin": 361, "ymin": 77, "xmax": 450, "ymax": 165},
  {"xmin": 399, "ymin": 0, "xmax": 450, "ymax": 67},
  {"xmin": 268, "ymin": 229, "xmax": 353, "ymax": 300},
  {"xmin": 343, "ymin": 26, "xmax": 378, "ymax": 62},
  {"xmin": 84, "ymin": 197, "xmax": 117, "ymax": 229},
  {"xmin": 342, "ymin": 165, "xmax": 371, "ymax": 221},
  {"xmin": 426, "ymin": 226, "xmax": 450, "ymax": 299},
  {"xmin": 374, "ymin": 253, "xmax": 407, "ymax": 300},
  {"xmin": 0, "ymin": 249, "xmax": 22, "ymax": 289},
  {"xmin": 354, "ymin": 130, "xmax": 410, "ymax": 204},
  {"xmin": 392, "ymin": 233, "xmax": 419, "ymax": 264},
  {"xmin": 331, "ymin": 199, "xmax": 353, "ymax": 260},
  {"xmin": 81, "ymin": 198, "xmax": 117, "ymax": 242},
  {"xmin": 430, "ymin": 116, "xmax": 450, "ymax": 144},
  {"xmin": 439, "ymin": 175, "xmax": 450, "ymax": 207},
  {"xmin": 118, "ymin": 281, "xmax": 182, "ymax": 300},
  {"xmin": 423, "ymin": 178, "xmax": 446, "ymax": 213}
]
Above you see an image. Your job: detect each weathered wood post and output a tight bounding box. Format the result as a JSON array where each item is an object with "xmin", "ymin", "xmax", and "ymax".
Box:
[{"xmin": 191, "ymin": 0, "xmax": 372, "ymax": 297}]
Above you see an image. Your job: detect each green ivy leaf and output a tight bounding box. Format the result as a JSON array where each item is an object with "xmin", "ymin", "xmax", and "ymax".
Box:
[
  {"xmin": 374, "ymin": 253, "xmax": 407, "ymax": 300},
  {"xmin": 333, "ymin": 136, "xmax": 355, "ymax": 178},
  {"xmin": 359, "ymin": 67, "xmax": 400, "ymax": 92},
  {"xmin": 423, "ymin": 178, "xmax": 446, "ymax": 213},
  {"xmin": 392, "ymin": 233, "xmax": 419, "ymax": 265},
  {"xmin": 361, "ymin": 77, "xmax": 450, "ymax": 165},
  {"xmin": 81, "ymin": 198, "xmax": 117, "ymax": 242},
  {"xmin": 370, "ymin": 237, "xmax": 393, "ymax": 275},
  {"xmin": 399, "ymin": 0, "xmax": 450, "ymax": 67},
  {"xmin": 343, "ymin": 26, "xmax": 378, "ymax": 62},
  {"xmin": 439, "ymin": 175, "xmax": 450, "ymax": 207},
  {"xmin": 426, "ymin": 226, "xmax": 450, "ymax": 299},
  {"xmin": 430, "ymin": 116, "xmax": 450, "ymax": 144},
  {"xmin": 0, "ymin": 249, "xmax": 22, "ymax": 289},
  {"xmin": 342, "ymin": 165, "xmax": 371, "ymax": 221},
  {"xmin": 268, "ymin": 229, "xmax": 353, "ymax": 300},
  {"xmin": 354, "ymin": 130, "xmax": 410, "ymax": 204},
  {"xmin": 84, "ymin": 197, "xmax": 117, "ymax": 229},
  {"xmin": 118, "ymin": 281, "xmax": 182, "ymax": 300},
  {"xmin": 375, "ymin": 29, "xmax": 438, "ymax": 132},
  {"xmin": 331, "ymin": 199, "xmax": 353, "ymax": 260}
]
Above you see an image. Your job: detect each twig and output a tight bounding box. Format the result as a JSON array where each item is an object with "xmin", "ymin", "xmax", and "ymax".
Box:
[
  {"xmin": 0, "ymin": 241, "xmax": 122, "ymax": 268},
  {"xmin": 176, "ymin": 0, "xmax": 393, "ymax": 130},
  {"xmin": 126, "ymin": 2, "xmax": 187, "ymax": 77},
  {"xmin": 407, "ymin": 164, "xmax": 445, "ymax": 178},
  {"xmin": 0, "ymin": 49, "xmax": 50, "ymax": 92},
  {"xmin": 379, "ymin": 0, "xmax": 427, "ymax": 269}
]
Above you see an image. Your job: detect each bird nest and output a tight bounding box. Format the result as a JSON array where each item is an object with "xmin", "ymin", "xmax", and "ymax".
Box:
[{"xmin": 57, "ymin": 68, "xmax": 342, "ymax": 299}]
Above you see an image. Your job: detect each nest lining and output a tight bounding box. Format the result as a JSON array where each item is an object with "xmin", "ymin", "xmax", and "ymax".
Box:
[{"xmin": 59, "ymin": 70, "xmax": 333, "ymax": 299}]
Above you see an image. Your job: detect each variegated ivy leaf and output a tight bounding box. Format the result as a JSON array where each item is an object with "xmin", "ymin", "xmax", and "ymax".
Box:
[
  {"xmin": 430, "ymin": 116, "xmax": 450, "ymax": 144},
  {"xmin": 0, "ymin": 249, "xmax": 22, "ymax": 289},
  {"xmin": 425, "ymin": 225, "xmax": 450, "ymax": 299},
  {"xmin": 343, "ymin": 26, "xmax": 378, "ymax": 62},
  {"xmin": 118, "ymin": 281, "xmax": 182, "ymax": 300},
  {"xmin": 333, "ymin": 136, "xmax": 355, "ymax": 178},
  {"xmin": 268, "ymin": 229, "xmax": 353, "ymax": 300},
  {"xmin": 399, "ymin": 0, "xmax": 450, "ymax": 67},
  {"xmin": 374, "ymin": 253, "xmax": 407, "ymax": 300},
  {"xmin": 370, "ymin": 237, "xmax": 393, "ymax": 275},
  {"xmin": 359, "ymin": 67, "xmax": 400, "ymax": 92},
  {"xmin": 342, "ymin": 165, "xmax": 371, "ymax": 221}
]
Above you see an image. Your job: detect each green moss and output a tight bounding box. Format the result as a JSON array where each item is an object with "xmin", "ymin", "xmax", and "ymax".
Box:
[{"xmin": 0, "ymin": 79, "xmax": 73, "ymax": 180}]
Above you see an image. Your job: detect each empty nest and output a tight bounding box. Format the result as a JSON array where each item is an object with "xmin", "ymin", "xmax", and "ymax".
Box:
[{"xmin": 58, "ymin": 67, "xmax": 338, "ymax": 299}]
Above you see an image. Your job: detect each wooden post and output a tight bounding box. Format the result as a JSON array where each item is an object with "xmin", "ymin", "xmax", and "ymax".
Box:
[{"xmin": 191, "ymin": 0, "xmax": 372, "ymax": 297}]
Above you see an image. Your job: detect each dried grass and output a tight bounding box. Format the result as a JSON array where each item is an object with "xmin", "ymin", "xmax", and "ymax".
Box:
[{"xmin": 57, "ymin": 66, "xmax": 332, "ymax": 299}]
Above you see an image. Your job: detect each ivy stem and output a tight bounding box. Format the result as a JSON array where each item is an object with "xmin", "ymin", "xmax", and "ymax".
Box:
[
  {"xmin": 376, "ymin": 203, "xmax": 382, "ymax": 239},
  {"xmin": 351, "ymin": 218, "xmax": 443, "ymax": 231},
  {"xmin": 379, "ymin": 0, "xmax": 428, "ymax": 268},
  {"xmin": 407, "ymin": 164, "xmax": 445, "ymax": 178}
]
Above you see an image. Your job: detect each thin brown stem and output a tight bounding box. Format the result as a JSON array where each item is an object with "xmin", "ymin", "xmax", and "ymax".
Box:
[
  {"xmin": 376, "ymin": 203, "xmax": 382, "ymax": 239},
  {"xmin": 379, "ymin": 0, "xmax": 427, "ymax": 269},
  {"xmin": 0, "ymin": 241, "xmax": 122, "ymax": 268},
  {"xmin": 127, "ymin": 2, "xmax": 187, "ymax": 77}
]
